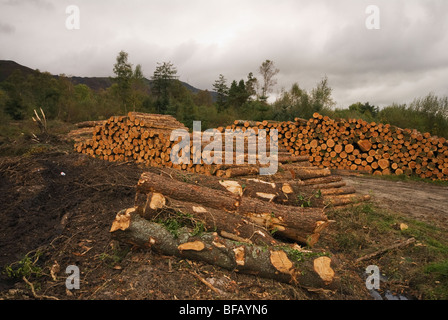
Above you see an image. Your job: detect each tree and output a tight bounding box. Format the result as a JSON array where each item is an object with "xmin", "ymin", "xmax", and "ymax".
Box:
[
  {"xmin": 129, "ymin": 64, "xmax": 147, "ymax": 111},
  {"xmin": 213, "ymin": 74, "xmax": 229, "ymax": 112},
  {"xmin": 310, "ymin": 76, "xmax": 335, "ymax": 112},
  {"xmin": 348, "ymin": 102, "xmax": 378, "ymax": 119},
  {"xmin": 194, "ymin": 90, "xmax": 213, "ymax": 107},
  {"xmin": 151, "ymin": 61, "xmax": 178, "ymax": 114},
  {"xmin": 258, "ymin": 60, "xmax": 279, "ymax": 101},
  {"xmin": 273, "ymin": 82, "xmax": 312, "ymax": 120},
  {"xmin": 113, "ymin": 50, "xmax": 134, "ymax": 113},
  {"xmin": 273, "ymin": 77, "xmax": 335, "ymax": 120},
  {"xmin": 1, "ymin": 70, "xmax": 29, "ymax": 120},
  {"xmin": 228, "ymin": 79, "xmax": 250, "ymax": 109},
  {"xmin": 245, "ymin": 72, "xmax": 258, "ymax": 101}
]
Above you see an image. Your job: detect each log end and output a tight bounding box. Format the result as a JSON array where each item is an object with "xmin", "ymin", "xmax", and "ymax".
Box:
[
  {"xmin": 270, "ymin": 250, "xmax": 294, "ymax": 275},
  {"xmin": 110, "ymin": 208, "xmax": 135, "ymax": 232},
  {"xmin": 313, "ymin": 256, "xmax": 335, "ymax": 285}
]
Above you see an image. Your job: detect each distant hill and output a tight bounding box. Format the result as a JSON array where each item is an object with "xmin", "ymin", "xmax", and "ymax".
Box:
[
  {"xmin": 0, "ymin": 60, "xmax": 37, "ymax": 82},
  {"xmin": 0, "ymin": 60, "xmax": 216, "ymax": 99}
]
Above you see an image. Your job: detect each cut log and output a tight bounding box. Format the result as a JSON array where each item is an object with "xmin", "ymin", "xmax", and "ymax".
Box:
[
  {"xmin": 325, "ymin": 194, "xmax": 371, "ymax": 207},
  {"xmin": 110, "ymin": 209, "xmax": 337, "ymax": 289},
  {"xmin": 135, "ymin": 192, "xmax": 278, "ymax": 246},
  {"xmin": 357, "ymin": 140, "xmax": 372, "ymax": 152},
  {"xmin": 136, "ymin": 171, "xmax": 329, "ymax": 245},
  {"xmin": 281, "ymin": 164, "xmax": 332, "ymax": 180},
  {"xmin": 158, "ymin": 170, "xmax": 325, "ymax": 207},
  {"xmin": 75, "ymin": 120, "xmax": 107, "ymax": 128}
]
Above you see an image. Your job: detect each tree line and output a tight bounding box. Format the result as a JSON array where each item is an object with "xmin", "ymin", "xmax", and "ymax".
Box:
[{"xmin": 1, "ymin": 50, "xmax": 447, "ymax": 138}]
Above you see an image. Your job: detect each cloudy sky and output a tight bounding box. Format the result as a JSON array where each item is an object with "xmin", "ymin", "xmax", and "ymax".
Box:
[{"xmin": 1, "ymin": 0, "xmax": 448, "ymax": 108}]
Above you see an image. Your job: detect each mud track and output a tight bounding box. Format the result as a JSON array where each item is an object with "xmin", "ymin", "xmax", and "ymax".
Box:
[{"xmin": 342, "ymin": 175, "xmax": 448, "ymax": 230}]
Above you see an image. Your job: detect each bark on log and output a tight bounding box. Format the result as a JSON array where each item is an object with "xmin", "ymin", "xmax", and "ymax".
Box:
[
  {"xmin": 160, "ymin": 170, "xmax": 324, "ymax": 207},
  {"xmin": 324, "ymin": 194, "xmax": 371, "ymax": 207},
  {"xmin": 136, "ymin": 171, "xmax": 329, "ymax": 245},
  {"xmin": 281, "ymin": 164, "xmax": 332, "ymax": 180},
  {"xmin": 110, "ymin": 209, "xmax": 337, "ymax": 289},
  {"xmin": 135, "ymin": 192, "xmax": 278, "ymax": 246}
]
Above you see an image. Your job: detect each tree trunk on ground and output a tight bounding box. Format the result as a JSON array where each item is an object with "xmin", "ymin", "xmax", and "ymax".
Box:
[
  {"xmin": 110, "ymin": 209, "xmax": 337, "ymax": 289},
  {"xmin": 136, "ymin": 171, "xmax": 329, "ymax": 246},
  {"xmin": 157, "ymin": 169, "xmax": 324, "ymax": 207},
  {"xmin": 135, "ymin": 192, "xmax": 278, "ymax": 246}
]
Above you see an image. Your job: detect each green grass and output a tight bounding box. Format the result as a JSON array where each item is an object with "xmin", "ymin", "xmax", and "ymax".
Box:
[
  {"xmin": 324, "ymin": 203, "xmax": 448, "ymax": 299},
  {"xmin": 3, "ymin": 251, "xmax": 43, "ymax": 279},
  {"xmin": 0, "ymin": 119, "xmax": 75, "ymax": 157}
]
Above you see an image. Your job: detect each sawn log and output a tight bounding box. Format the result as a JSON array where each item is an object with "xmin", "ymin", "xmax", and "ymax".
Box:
[
  {"xmin": 136, "ymin": 171, "xmax": 329, "ymax": 245},
  {"xmin": 110, "ymin": 209, "xmax": 337, "ymax": 289}
]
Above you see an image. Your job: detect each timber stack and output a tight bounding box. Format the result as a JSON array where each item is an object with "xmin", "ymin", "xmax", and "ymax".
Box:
[
  {"xmin": 230, "ymin": 114, "xmax": 448, "ymax": 180},
  {"xmin": 71, "ymin": 112, "xmax": 370, "ymax": 208},
  {"xmin": 110, "ymin": 168, "xmax": 340, "ymax": 290},
  {"xmin": 68, "ymin": 113, "xmax": 373, "ymax": 291}
]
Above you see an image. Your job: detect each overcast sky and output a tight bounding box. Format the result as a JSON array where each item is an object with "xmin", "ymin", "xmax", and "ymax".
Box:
[{"xmin": 1, "ymin": 0, "xmax": 448, "ymax": 108}]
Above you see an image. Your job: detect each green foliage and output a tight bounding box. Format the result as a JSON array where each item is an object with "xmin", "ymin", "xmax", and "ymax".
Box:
[
  {"xmin": 156, "ymin": 210, "xmax": 206, "ymax": 238},
  {"xmin": 280, "ymin": 246, "xmax": 328, "ymax": 264},
  {"xmin": 272, "ymin": 77, "xmax": 335, "ymax": 120},
  {"xmin": 2, "ymin": 52, "xmax": 447, "ymax": 143},
  {"xmin": 151, "ymin": 61, "xmax": 178, "ymax": 114},
  {"xmin": 296, "ymin": 190, "xmax": 322, "ymax": 208},
  {"xmin": 377, "ymin": 93, "xmax": 448, "ymax": 138},
  {"xmin": 4, "ymin": 251, "xmax": 43, "ymax": 279},
  {"xmin": 213, "ymin": 74, "xmax": 229, "ymax": 112}
]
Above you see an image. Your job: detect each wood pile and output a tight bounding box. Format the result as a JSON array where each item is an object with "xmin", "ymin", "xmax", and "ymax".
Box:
[
  {"xmin": 71, "ymin": 112, "xmax": 370, "ymax": 209},
  {"xmin": 230, "ymin": 114, "xmax": 448, "ymax": 180},
  {"xmin": 73, "ymin": 112, "xmax": 187, "ymax": 167},
  {"xmin": 110, "ymin": 207, "xmax": 338, "ymax": 290},
  {"xmin": 66, "ymin": 113, "xmax": 375, "ymax": 291},
  {"xmin": 110, "ymin": 168, "xmax": 340, "ymax": 289}
]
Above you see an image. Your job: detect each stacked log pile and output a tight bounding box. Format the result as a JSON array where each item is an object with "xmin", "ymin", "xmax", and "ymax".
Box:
[
  {"xmin": 73, "ymin": 112, "xmax": 187, "ymax": 168},
  {"xmin": 286, "ymin": 113, "xmax": 448, "ymax": 179},
  {"xmin": 229, "ymin": 114, "xmax": 448, "ymax": 180},
  {"xmin": 71, "ymin": 112, "xmax": 370, "ymax": 208},
  {"xmin": 66, "ymin": 113, "xmax": 374, "ymax": 291}
]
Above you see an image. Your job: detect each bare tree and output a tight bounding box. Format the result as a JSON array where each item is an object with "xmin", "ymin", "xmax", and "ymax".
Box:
[{"xmin": 258, "ymin": 60, "xmax": 279, "ymax": 101}]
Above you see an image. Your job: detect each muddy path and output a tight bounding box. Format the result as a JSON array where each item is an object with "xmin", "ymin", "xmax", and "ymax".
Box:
[{"xmin": 341, "ymin": 175, "xmax": 448, "ymax": 230}]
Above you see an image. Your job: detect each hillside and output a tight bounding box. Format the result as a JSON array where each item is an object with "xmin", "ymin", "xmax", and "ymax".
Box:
[
  {"xmin": 0, "ymin": 60, "xmax": 216, "ymax": 99},
  {"xmin": 0, "ymin": 60, "xmax": 37, "ymax": 82}
]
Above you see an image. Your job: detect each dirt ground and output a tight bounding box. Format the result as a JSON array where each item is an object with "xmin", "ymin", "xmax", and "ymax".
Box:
[
  {"xmin": 0, "ymin": 148, "xmax": 446, "ymax": 301},
  {"xmin": 342, "ymin": 175, "xmax": 448, "ymax": 231}
]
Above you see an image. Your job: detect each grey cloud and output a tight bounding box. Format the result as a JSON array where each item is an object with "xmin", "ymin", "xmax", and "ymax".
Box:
[
  {"xmin": 1, "ymin": 0, "xmax": 54, "ymax": 9},
  {"xmin": 0, "ymin": 22, "xmax": 15, "ymax": 34},
  {"xmin": 1, "ymin": 0, "xmax": 447, "ymax": 108}
]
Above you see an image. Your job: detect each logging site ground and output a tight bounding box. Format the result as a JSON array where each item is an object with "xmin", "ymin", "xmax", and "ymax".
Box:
[{"xmin": 0, "ymin": 122, "xmax": 448, "ymax": 302}]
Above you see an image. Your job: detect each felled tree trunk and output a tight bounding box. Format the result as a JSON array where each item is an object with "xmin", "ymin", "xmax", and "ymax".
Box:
[
  {"xmin": 136, "ymin": 172, "xmax": 329, "ymax": 245},
  {"xmin": 158, "ymin": 169, "xmax": 324, "ymax": 207},
  {"xmin": 135, "ymin": 192, "xmax": 278, "ymax": 246},
  {"xmin": 110, "ymin": 209, "xmax": 337, "ymax": 289}
]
